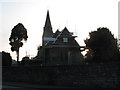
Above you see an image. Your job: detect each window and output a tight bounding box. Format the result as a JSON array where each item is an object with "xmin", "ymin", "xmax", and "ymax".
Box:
[{"xmin": 63, "ymin": 38, "xmax": 68, "ymax": 42}]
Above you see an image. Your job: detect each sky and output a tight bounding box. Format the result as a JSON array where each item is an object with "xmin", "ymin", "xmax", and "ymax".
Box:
[{"xmin": 0, "ymin": 0, "xmax": 119, "ymax": 60}]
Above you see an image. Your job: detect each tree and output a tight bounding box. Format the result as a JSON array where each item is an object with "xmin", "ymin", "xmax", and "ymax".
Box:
[
  {"xmin": 84, "ymin": 27, "xmax": 119, "ymax": 62},
  {"xmin": 9, "ymin": 23, "xmax": 28, "ymax": 64},
  {"xmin": 2, "ymin": 51, "xmax": 12, "ymax": 67},
  {"xmin": 34, "ymin": 45, "xmax": 44, "ymax": 60}
]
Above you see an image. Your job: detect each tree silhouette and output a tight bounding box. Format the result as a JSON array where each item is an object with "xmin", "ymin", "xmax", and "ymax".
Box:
[
  {"xmin": 2, "ymin": 51, "xmax": 12, "ymax": 66},
  {"xmin": 9, "ymin": 23, "xmax": 28, "ymax": 64},
  {"xmin": 84, "ymin": 27, "xmax": 119, "ymax": 62}
]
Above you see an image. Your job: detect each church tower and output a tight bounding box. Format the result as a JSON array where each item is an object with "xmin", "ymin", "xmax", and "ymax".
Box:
[{"xmin": 42, "ymin": 11, "xmax": 53, "ymax": 46}]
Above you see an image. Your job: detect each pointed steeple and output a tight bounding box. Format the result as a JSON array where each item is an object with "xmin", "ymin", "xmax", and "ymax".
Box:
[
  {"xmin": 42, "ymin": 10, "xmax": 53, "ymax": 46},
  {"xmin": 44, "ymin": 10, "xmax": 52, "ymax": 28}
]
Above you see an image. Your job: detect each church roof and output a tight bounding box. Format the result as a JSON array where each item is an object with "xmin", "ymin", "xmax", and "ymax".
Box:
[
  {"xmin": 52, "ymin": 29, "xmax": 60, "ymax": 38},
  {"xmin": 43, "ymin": 11, "xmax": 80, "ymax": 48},
  {"xmin": 59, "ymin": 27, "xmax": 72, "ymax": 37},
  {"xmin": 45, "ymin": 27, "xmax": 80, "ymax": 47}
]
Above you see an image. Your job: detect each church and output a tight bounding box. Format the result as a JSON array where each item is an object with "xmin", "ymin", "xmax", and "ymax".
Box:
[{"xmin": 34, "ymin": 11, "xmax": 84, "ymax": 66}]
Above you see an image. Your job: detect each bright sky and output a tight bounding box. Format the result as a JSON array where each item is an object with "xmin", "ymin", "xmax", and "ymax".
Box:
[{"xmin": 0, "ymin": 0, "xmax": 119, "ymax": 60}]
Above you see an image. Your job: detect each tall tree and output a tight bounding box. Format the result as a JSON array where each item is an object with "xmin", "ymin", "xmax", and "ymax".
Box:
[
  {"xmin": 84, "ymin": 27, "xmax": 119, "ymax": 62},
  {"xmin": 9, "ymin": 23, "xmax": 28, "ymax": 63}
]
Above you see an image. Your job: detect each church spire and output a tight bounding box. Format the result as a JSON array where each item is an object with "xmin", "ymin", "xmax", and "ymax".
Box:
[
  {"xmin": 44, "ymin": 10, "xmax": 52, "ymax": 28},
  {"xmin": 42, "ymin": 10, "xmax": 53, "ymax": 46}
]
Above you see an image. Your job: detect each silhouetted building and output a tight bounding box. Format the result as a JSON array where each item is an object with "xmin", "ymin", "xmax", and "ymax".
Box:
[{"xmin": 35, "ymin": 11, "xmax": 84, "ymax": 66}]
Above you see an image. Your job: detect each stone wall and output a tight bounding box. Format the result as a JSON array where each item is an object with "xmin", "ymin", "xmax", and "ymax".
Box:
[{"xmin": 2, "ymin": 62, "xmax": 120, "ymax": 88}]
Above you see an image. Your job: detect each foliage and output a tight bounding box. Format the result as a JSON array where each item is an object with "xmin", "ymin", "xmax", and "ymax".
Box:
[
  {"xmin": 34, "ymin": 45, "xmax": 43, "ymax": 60},
  {"xmin": 84, "ymin": 27, "xmax": 119, "ymax": 62},
  {"xmin": 2, "ymin": 51, "xmax": 12, "ymax": 66},
  {"xmin": 9, "ymin": 23, "xmax": 28, "ymax": 63}
]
